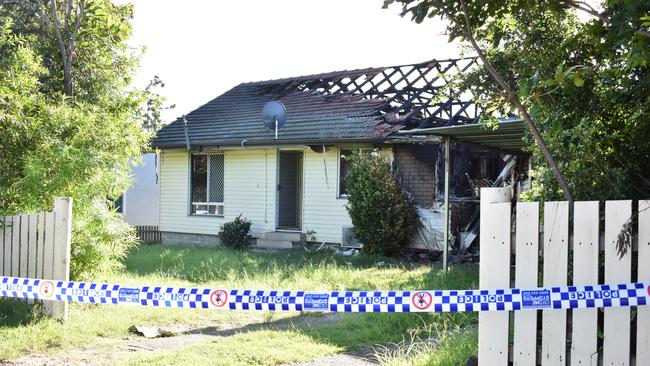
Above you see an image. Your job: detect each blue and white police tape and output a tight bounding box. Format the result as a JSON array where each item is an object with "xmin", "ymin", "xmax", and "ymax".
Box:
[{"xmin": 1, "ymin": 276, "xmax": 648, "ymax": 313}]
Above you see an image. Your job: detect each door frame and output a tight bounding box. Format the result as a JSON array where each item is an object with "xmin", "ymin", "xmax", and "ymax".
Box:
[{"xmin": 275, "ymin": 148, "xmax": 304, "ymax": 231}]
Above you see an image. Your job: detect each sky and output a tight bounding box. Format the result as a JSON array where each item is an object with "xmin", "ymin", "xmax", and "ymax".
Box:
[{"xmin": 122, "ymin": 0, "xmax": 460, "ymax": 123}]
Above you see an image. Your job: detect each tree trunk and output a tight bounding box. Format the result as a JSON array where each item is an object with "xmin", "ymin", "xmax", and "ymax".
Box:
[
  {"xmin": 63, "ymin": 54, "xmax": 72, "ymax": 96},
  {"xmin": 457, "ymin": 0, "xmax": 574, "ymax": 202}
]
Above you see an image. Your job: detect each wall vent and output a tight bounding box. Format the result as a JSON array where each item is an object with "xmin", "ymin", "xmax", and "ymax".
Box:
[{"xmin": 341, "ymin": 226, "xmax": 362, "ymax": 248}]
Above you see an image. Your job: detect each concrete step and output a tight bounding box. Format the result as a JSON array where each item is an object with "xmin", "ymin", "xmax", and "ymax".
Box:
[
  {"xmin": 256, "ymin": 239, "xmax": 293, "ymax": 249},
  {"xmin": 263, "ymin": 231, "xmax": 305, "ymax": 242}
]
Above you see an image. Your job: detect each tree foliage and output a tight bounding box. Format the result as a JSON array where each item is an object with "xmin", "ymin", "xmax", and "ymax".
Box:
[
  {"xmin": 0, "ymin": 1, "xmax": 149, "ymax": 279},
  {"xmin": 385, "ymin": 0, "xmax": 650, "ymax": 200},
  {"xmin": 141, "ymin": 75, "xmax": 175, "ymax": 132},
  {"xmin": 345, "ymin": 152, "xmax": 418, "ymax": 257}
]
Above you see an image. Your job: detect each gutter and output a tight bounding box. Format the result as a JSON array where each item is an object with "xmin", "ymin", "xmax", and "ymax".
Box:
[{"xmin": 151, "ymin": 137, "xmax": 391, "ymax": 150}]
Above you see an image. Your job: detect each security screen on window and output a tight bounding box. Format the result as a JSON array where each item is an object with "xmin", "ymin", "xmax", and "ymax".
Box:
[{"xmin": 190, "ymin": 154, "xmax": 224, "ymax": 215}]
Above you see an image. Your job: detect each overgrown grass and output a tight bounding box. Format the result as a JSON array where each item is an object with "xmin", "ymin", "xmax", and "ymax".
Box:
[
  {"xmin": 119, "ymin": 245, "xmax": 478, "ymax": 291},
  {"xmin": 0, "ymin": 245, "xmax": 479, "ymax": 364},
  {"xmin": 375, "ymin": 326, "xmax": 478, "ymax": 366}
]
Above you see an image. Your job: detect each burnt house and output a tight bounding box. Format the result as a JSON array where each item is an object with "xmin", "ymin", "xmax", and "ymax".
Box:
[{"xmin": 151, "ymin": 58, "xmax": 528, "ymax": 250}]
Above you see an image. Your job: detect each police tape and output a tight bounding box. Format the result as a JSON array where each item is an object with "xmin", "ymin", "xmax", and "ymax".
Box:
[{"xmin": 1, "ymin": 276, "xmax": 648, "ymax": 313}]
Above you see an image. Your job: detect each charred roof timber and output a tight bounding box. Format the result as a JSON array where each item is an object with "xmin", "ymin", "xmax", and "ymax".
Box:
[{"xmin": 254, "ymin": 58, "xmax": 479, "ymax": 129}]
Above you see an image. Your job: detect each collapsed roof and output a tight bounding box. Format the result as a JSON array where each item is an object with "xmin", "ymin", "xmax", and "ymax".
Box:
[{"xmin": 152, "ymin": 58, "xmax": 480, "ymax": 148}]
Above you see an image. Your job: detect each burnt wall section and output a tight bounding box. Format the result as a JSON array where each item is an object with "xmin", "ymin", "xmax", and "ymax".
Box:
[
  {"xmin": 435, "ymin": 143, "xmax": 506, "ymax": 199},
  {"xmin": 393, "ymin": 144, "xmax": 437, "ymax": 207},
  {"xmin": 393, "ymin": 143, "xmax": 509, "ymax": 206}
]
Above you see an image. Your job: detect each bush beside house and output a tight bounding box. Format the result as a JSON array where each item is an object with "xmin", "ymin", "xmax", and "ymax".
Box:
[
  {"xmin": 218, "ymin": 215, "xmax": 253, "ymax": 250},
  {"xmin": 345, "ymin": 151, "xmax": 418, "ymax": 256}
]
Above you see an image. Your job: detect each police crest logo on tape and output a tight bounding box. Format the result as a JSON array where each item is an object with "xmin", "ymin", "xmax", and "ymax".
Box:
[
  {"xmin": 118, "ymin": 287, "xmax": 140, "ymax": 303},
  {"xmin": 304, "ymin": 293, "xmax": 329, "ymax": 311},
  {"xmin": 521, "ymin": 290, "xmax": 551, "ymax": 309}
]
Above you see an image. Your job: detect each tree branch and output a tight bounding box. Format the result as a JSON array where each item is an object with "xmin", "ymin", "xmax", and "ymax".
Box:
[
  {"xmin": 561, "ymin": 0, "xmax": 603, "ymax": 19},
  {"xmin": 457, "ymin": 0, "xmax": 574, "ymax": 202},
  {"xmin": 41, "ymin": 0, "xmax": 74, "ymax": 96},
  {"xmin": 63, "ymin": 0, "xmax": 72, "ymax": 36},
  {"xmin": 46, "ymin": 1, "xmax": 67, "ymax": 63},
  {"xmin": 560, "ymin": 0, "xmax": 650, "ymax": 39},
  {"xmin": 69, "ymin": 0, "xmax": 85, "ymax": 48}
]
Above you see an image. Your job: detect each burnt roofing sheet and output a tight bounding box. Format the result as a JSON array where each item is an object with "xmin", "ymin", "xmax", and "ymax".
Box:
[
  {"xmin": 152, "ymin": 83, "xmax": 392, "ymax": 148},
  {"xmin": 398, "ymin": 120, "xmax": 527, "ymax": 152}
]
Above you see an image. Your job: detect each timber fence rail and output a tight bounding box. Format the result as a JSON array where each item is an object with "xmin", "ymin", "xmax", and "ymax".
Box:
[
  {"xmin": 478, "ymin": 187, "xmax": 648, "ymax": 365},
  {"xmin": 0, "ymin": 197, "xmax": 72, "ymax": 320}
]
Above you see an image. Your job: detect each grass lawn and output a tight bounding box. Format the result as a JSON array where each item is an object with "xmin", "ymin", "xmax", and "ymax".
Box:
[{"xmin": 0, "ymin": 245, "xmax": 479, "ymax": 365}]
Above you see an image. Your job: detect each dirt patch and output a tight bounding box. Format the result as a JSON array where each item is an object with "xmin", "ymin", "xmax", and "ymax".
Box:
[
  {"xmin": 2, "ymin": 313, "xmax": 344, "ymax": 366},
  {"xmin": 284, "ymin": 354, "xmax": 377, "ymax": 366}
]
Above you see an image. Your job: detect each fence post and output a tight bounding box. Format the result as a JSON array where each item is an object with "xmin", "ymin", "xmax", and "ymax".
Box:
[
  {"xmin": 571, "ymin": 201, "xmax": 599, "ymax": 365},
  {"xmin": 541, "ymin": 201, "xmax": 569, "ymax": 366},
  {"xmin": 478, "ymin": 187, "xmax": 511, "ymax": 365},
  {"xmin": 50, "ymin": 197, "xmax": 72, "ymax": 320},
  {"xmin": 512, "ymin": 202, "xmax": 539, "ymax": 365},
  {"xmin": 637, "ymin": 200, "xmax": 650, "ymax": 363}
]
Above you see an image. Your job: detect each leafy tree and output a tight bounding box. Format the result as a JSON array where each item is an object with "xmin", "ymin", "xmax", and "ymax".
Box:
[
  {"xmin": 141, "ymin": 75, "xmax": 175, "ymax": 132},
  {"xmin": 0, "ymin": 1, "xmax": 149, "ymax": 279},
  {"xmin": 345, "ymin": 152, "xmax": 418, "ymax": 256},
  {"xmin": 384, "ymin": 0, "xmax": 650, "ymax": 201}
]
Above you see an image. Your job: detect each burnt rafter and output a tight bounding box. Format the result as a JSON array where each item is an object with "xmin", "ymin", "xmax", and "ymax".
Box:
[{"xmin": 256, "ymin": 57, "xmax": 480, "ymax": 129}]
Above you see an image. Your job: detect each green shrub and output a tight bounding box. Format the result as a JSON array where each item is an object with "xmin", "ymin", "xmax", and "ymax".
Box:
[
  {"xmin": 71, "ymin": 200, "xmax": 139, "ymax": 280},
  {"xmin": 219, "ymin": 215, "xmax": 252, "ymax": 250},
  {"xmin": 345, "ymin": 151, "xmax": 418, "ymax": 256}
]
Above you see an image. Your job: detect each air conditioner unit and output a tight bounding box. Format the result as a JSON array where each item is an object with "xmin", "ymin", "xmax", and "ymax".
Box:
[{"xmin": 341, "ymin": 226, "xmax": 362, "ymax": 248}]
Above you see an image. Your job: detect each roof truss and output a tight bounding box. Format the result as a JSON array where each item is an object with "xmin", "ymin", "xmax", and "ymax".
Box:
[{"xmin": 257, "ymin": 58, "xmax": 480, "ymax": 129}]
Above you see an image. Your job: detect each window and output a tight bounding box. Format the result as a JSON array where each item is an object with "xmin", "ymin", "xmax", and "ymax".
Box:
[
  {"xmin": 339, "ymin": 149, "xmax": 355, "ymax": 197},
  {"xmin": 190, "ymin": 154, "xmax": 224, "ymax": 215},
  {"xmin": 339, "ymin": 148, "xmax": 379, "ymax": 197}
]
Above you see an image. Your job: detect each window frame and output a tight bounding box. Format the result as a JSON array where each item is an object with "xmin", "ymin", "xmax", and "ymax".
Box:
[
  {"xmin": 189, "ymin": 153, "xmax": 225, "ymax": 217},
  {"xmin": 337, "ymin": 148, "xmax": 354, "ymax": 198},
  {"xmin": 337, "ymin": 147, "xmax": 377, "ymax": 198}
]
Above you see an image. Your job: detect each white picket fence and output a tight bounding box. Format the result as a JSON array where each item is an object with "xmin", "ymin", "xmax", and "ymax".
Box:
[
  {"xmin": 1, "ymin": 197, "xmax": 72, "ymax": 320},
  {"xmin": 478, "ymin": 188, "xmax": 648, "ymax": 365}
]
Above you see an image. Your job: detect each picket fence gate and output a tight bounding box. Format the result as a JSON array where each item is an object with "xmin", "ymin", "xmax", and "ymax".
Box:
[
  {"xmin": 478, "ymin": 188, "xmax": 648, "ymax": 365},
  {"xmin": 0, "ymin": 197, "xmax": 72, "ymax": 320}
]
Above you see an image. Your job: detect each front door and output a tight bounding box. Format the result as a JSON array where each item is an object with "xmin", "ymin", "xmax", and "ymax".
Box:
[{"xmin": 277, "ymin": 151, "xmax": 302, "ymax": 230}]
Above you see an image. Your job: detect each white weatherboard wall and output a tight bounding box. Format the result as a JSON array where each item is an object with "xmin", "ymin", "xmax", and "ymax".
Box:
[
  {"xmin": 160, "ymin": 146, "xmax": 395, "ymax": 244},
  {"xmin": 159, "ymin": 149, "xmax": 276, "ymax": 237},
  {"xmin": 224, "ymin": 149, "xmax": 277, "ymax": 235},
  {"xmin": 302, "ymin": 147, "xmax": 352, "ymax": 243}
]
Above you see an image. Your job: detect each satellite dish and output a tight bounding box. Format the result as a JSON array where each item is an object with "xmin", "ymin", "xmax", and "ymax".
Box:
[{"xmin": 262, "ymin": 101, "xmax": 287, "ymax": 139}]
